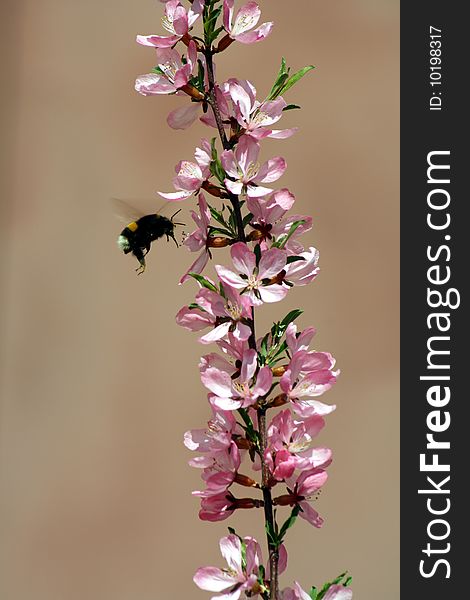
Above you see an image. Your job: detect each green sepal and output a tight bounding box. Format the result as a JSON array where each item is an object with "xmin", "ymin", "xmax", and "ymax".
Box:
[
  {"xmin": 188, "ymin": 273, "xmax": 218, "ymax": 292},
  {"xmin": 286, "ymin": 255, "xmax": 306, "ymax": 264},
  {"xmin": 272, "ymin": 219, "xmax": 306, "ymax": 249},
  {"xmin": 279, "ymin": 505, "xmax": 300, "ymax": 542}
]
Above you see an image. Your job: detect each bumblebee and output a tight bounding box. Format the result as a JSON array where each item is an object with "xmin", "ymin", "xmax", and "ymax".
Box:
[{"xmin": 114, "ymin": 200, "xmax": 184, "ymax": 274}]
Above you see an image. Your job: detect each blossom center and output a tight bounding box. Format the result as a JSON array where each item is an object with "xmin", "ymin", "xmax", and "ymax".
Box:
[
  {"xmin": 233, "ymin": 381, "xmax": 251, "ymax": 397},
  {"xmin": 159, "ymin": 60, "xmax": 178, "ymax": 83},
  {"xmin": 243, "ymin": 161, "xmax": 260, "ymax": 182},
  {"xmin": 225, "ymin": 300, "xmax": 242, "ymax": 320},
  {"xmin": 232, "ymin": 14, "xmax": 257, "ymax": 37},
  {"xmin": 179, "ymin": 161, "xmax": 202, "ymax": 179},
  {"xmin": 245, "ymin": 274, "xmax": 260, "ymax": 291}
]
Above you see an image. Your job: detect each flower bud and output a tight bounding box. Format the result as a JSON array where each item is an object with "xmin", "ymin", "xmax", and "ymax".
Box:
[
  {"xmin": 216, "ymin": 34, "xmax": 234, "ymax": 53},
  {"xmin": 271, "ymin": 365, "xmax": 288, "ymax": 377}
]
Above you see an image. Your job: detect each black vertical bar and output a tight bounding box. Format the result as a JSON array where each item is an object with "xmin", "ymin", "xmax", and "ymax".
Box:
[{"xmin": 401, "ymin": 2, "xmax": 466, "ymax": 596}]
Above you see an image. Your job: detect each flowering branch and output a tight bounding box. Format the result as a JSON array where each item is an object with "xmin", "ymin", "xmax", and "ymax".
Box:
[{"xmin": 133, "ymin": 1, "xmax": 353, "ymax": 599}]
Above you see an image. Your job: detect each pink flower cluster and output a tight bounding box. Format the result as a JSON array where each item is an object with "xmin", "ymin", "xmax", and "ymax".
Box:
[{"xmin": 135, "ymin": 1, "xmax": 352, "ymax": 598}]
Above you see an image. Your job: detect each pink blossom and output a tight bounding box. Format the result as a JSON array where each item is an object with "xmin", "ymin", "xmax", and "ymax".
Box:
[
  {"xmin": 200, "ymin": 348, "xmax": 272, "ymax": 410},
  {"xmin": 266, "ymin": 410, "xmax": 332, "ymax": 480},
  {"xmin": 284, "ymin": 247, "xmax": 320, "ymax": 286},
  {"xmin": 199, "ymin": 492, "xmax": 236, "ymax": 522},
  {"xmin": 167, "ymin": 102, "xmax": 202, "ymax": 130},
  {"xmin": 177, "ymin": 285, "xmax": 252, "ymax": 343},
  {"xmin": 323, "ymin": 585, "xmax": 354, "ymax": 600},
  {"xmin": 194, "ymin": 534, "xmax": 263, "ymax": 599},
  {"xmin": 228, "ymin": 79, "xmax": 296, "ymax": 140},
  {"xmin": 184, "ymin": 408, "xmax": 238, "ymax": 454},
  {"xmin": 135, "ymin": 40, "xmax": 197, "ymax": 96},
  {"xmin": 223, "ymin": 0, "xmax": 273, "ymax": 44},
  {"xmin": 216, "ymin": 332, "xmax": 250, "ymax": 365},
  {"xmin": 270, "ymin": 212, "xmax": 313, "ymax": 256},
  {"xmin": 136, "ymin": 0, "xmax": 204, "ymax": 49},
  {"xmin": 178, "ymin": 193, "xmax": 211, "ymax": 283},
  {"xmin": 159, "ymin": 141, "xmax": 210, "ymax": 202},
  {"xmin": 280, "ymin": 349, "xmax": 339, "ymax": 418},
  {"xmin": 285, "ymin": 323, "xmax": 317, "ymax": 354},
  {"xmin": 247, "ymin": 190, "xmax": 313, "ymax": 253},
  {"xmin": 281, "ymin": 582, "xmax": 312, "ymax": 600},
  {"xmin": 199, "ymin": 352, "xmax": 237, "ymax": 378},
  {"xmin": 247, "ymin": 189, "xmax": 296, "ymax": 227},
  {"xmin": 192, "ymin": 441, "xmax": 241, "ymax": 498},
  {"xmin": 221, "ymin": 136, "xmax": 286, "ymax": 198},
  {"xmin": 216, "ymin": 242, "xmax": 288, "ymax": 306},
  {"xmin": 288, "ymin": 468, "xmax": 329, "ymax": 528}
]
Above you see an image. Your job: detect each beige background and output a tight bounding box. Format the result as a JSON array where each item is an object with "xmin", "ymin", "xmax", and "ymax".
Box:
[{"xmin": 0, "ymin": 1, "xmax": 399, "ymax": 599}]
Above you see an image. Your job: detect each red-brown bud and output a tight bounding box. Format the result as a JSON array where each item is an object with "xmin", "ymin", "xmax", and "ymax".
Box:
[
  {"xmin": 180, "ymin": 83, "xmax": 205, "ymax": 101},
  {"xmin": 246, "ymin": 229, "xmax": 263, "ymax": 242},
  {"xmin": 207, "ymin": 236, "xmax": 233, "ymax": 248},
  {"xmin": 271, "ymin": 365, "xmax": 288, "ymax": 377},
  {"xmin": 234, "ymin": 473, "xmax": 259, "ymax": 488},
  {"xmin": 216, "ymin": 34, "xmax": 234, "ymax": 53},
  {"xmin": 273, "ymin": 494, "xmax": 296, "ymax": 507},
  {"xmin": 234, "ymin": 437, "xmax": 253, "ymax": 450},
  {"xmin": 234, "ymin": 497, "xmax": 264, "ymax": 509},
  {"xmin": 267, "ymin": 393, "xmax": 288, "ymax": 408},
  {"xmin": 201, "ymin": 181, "xmax": 228, "ymax": 198}
]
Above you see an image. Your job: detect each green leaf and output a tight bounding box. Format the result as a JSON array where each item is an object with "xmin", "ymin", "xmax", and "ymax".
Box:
[
  {"xmin": 280, "ymin": 309, "xmax": 303, "ymax": 328},
  {"xmin": 309, "ymin": 587, "xmax": 318, "ymax": 600},
  {"xmin": 209, "ymin": 226, "xmax": 235, "ymax": 237},
  {"xmin": 265, "ymin": 521, "xmax": 279, "ymax": 548},
  {"xmin": 254, "ymin": 244, "xmax": 262, "ymax": 266},
  {"xmin": 242, "ymin": 212, "xmax": 254, "ymax": 228},
  {"xmin": 274, "ymin": 219, "xmax": 306, "ymax": 249},
  {"xmin": 279, "ymin": 505, "xmax": 300, "ymax": 541},
  {"xmin": 268, "ymin": 57, "xmax": 290, "ymax": 99},
  {"xmin": 188, "ymin": 273, "xmax": 218, "ymax": 292},
  {"xmin": 278, "ymin": 65, "xmax": 315, "ymax": 96},
  {"xmin": 208, "ymin": 204, "xmax": 228, "ymax": 227},
  {"xmin": 283, "ymin": 104, "xmax": 301, "ymax": 111}
]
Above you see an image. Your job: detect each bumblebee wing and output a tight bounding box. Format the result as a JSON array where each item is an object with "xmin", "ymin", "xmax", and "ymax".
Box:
[{"xmin": 111, "ymin": 197, "xmax": 154, "ymax": 225}]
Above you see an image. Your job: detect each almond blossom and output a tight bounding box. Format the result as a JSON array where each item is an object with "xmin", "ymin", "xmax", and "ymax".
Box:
[
  {"xmin": 159, "ymin": 141, "xmax": 210, "ymax": 202},
  {"xmin": 135, "ymin": 40, "xmax": 197, "ymax": 96},
  {"xmin": 280, "ymin": 350, "xmax": 339, "ymax": 417},
  {"xmin": 221, "ymin": 136, "xmax": 287, "ymax": 198},
  {"xmin": 323, "ymin": 585, "xmax": 354, "ymax": 600},
  {"xmin": 281, "ymin": 582, "xmax": 312, "ymax": 600},
  {"xmin": 285, "ymin": 323, "xmax": 317, "ymax": 354},
  {"xmin": 199, "ymin": 491, "xmax": 237, "ymax": 522},
  {"xmin": 216, "ymin": 242, "xmax": 288, "ymax": 306},
  {"xmin": 184, "ymin": 408, "xmax": 239, "ymax": 454},
  {"xmin": 223, "ymin": 0, "xmax": 273, "ymax": 44},
  {"xmin": 177, "ymin": 285, "xmax": 253, "ymax": 343},
  {"xmin": 201, "ymin": 348, "xmax": 272, "ymax": 410},
  {"xmin": 266, "ymin": 410, "xmax": 332, "ymax": 480},
  {"xmin": 192, "ymin": 441, "xmax": 241, "ymax": 498},
  {"xmin": 136, "ymin": 0, "xmax": 204, "ymax": 48},
  {"xmin": 178, "ymin": 193, "xmax": 211, "ymax": 282},
  {"xmin": 284, "ymin": 247, "xmax": 320, "ymax": 287},
  {"xmin": 194, "ymin": 534, "xmax": 264, "ymax": 600},
  {"xmin": 286, "ymin": 468, "xmax": 329, "ymax": 528},
  {"xmin": 228, "ymin": 79, "xmax": 297, "ymax": 139}
]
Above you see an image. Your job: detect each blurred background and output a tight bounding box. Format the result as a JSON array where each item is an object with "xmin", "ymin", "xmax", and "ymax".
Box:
[{"xmin": 0, "ymin": 1, "xmax": 399, "ymax": 598}]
